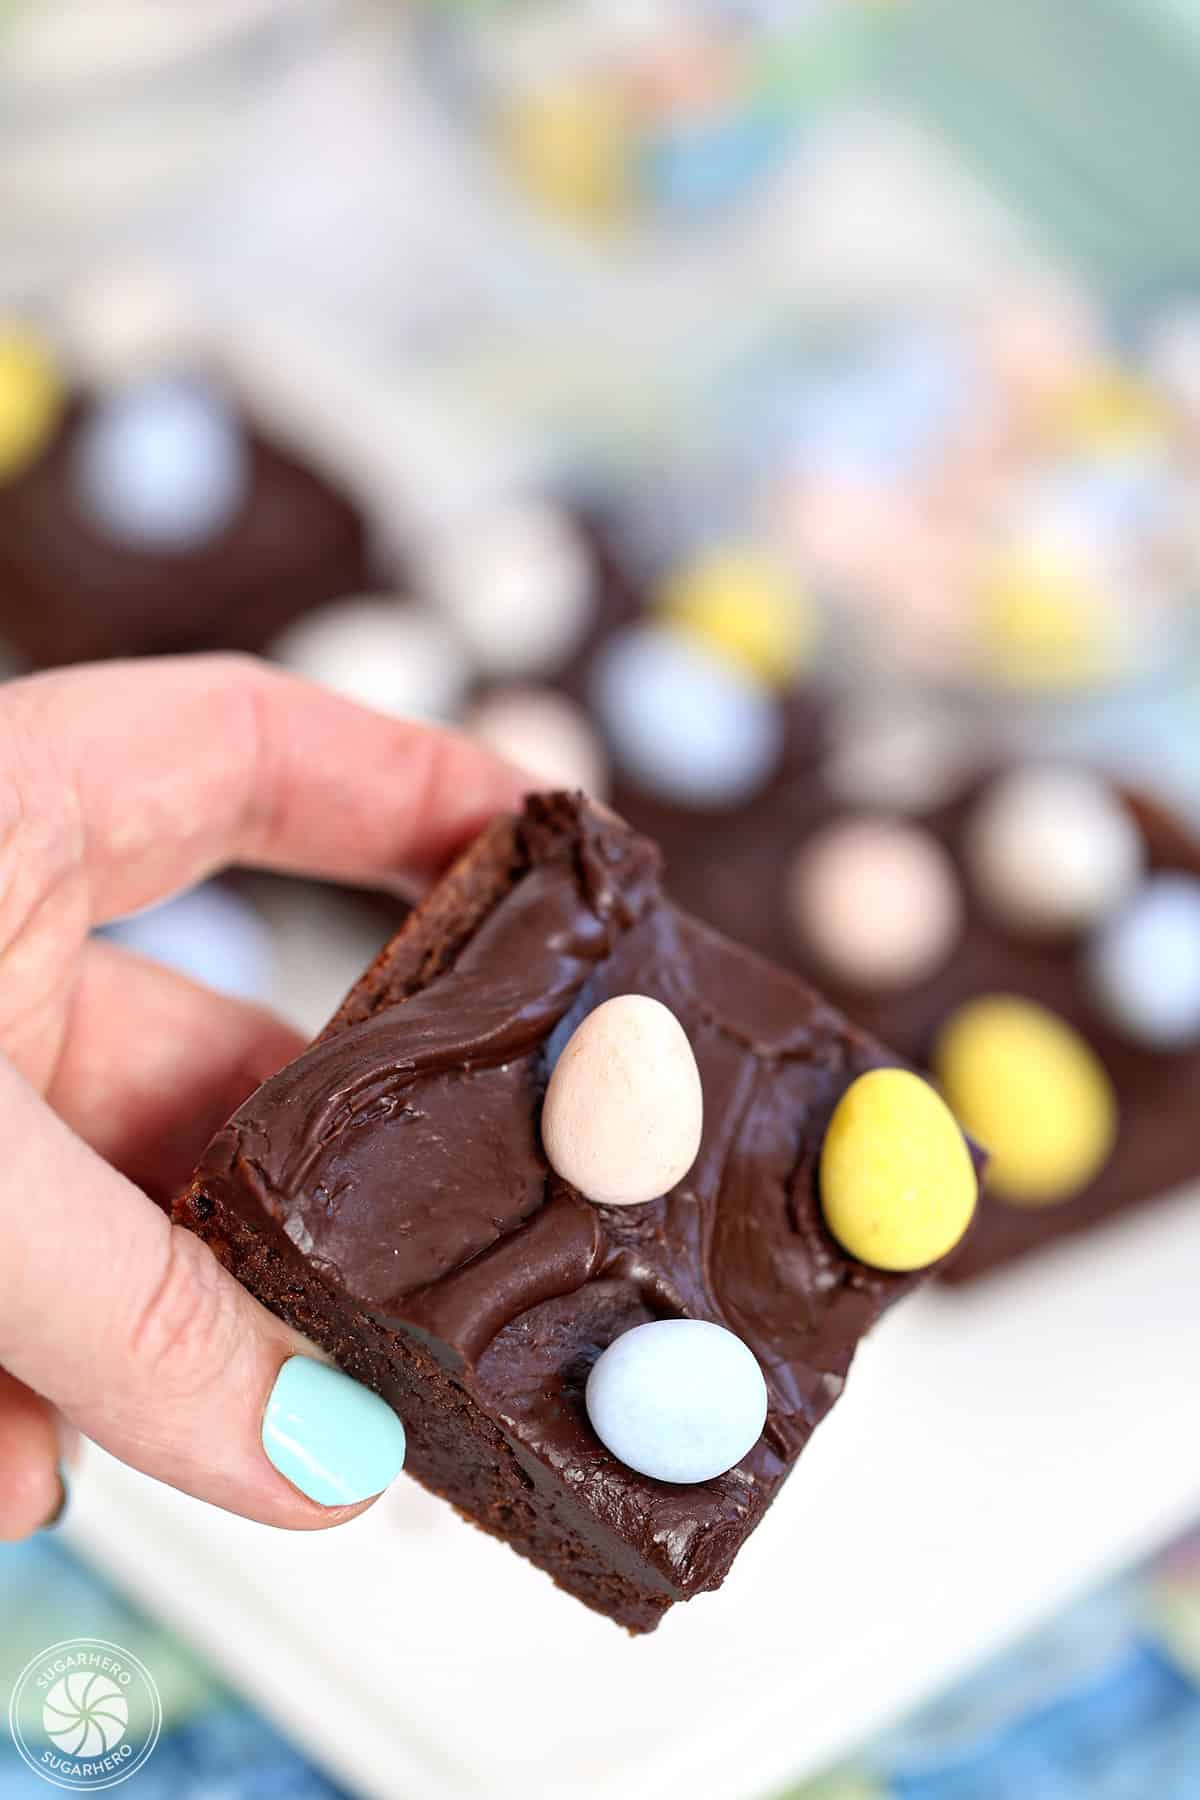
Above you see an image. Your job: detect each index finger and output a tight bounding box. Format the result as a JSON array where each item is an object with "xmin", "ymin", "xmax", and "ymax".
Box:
[{"xmin": 0, "ymin": 654, "xmax": 527, "ymax": 924}]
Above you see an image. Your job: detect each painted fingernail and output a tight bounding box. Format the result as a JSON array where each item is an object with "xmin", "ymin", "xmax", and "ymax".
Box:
[
  {"xmin": 262, "ymin": 1357, "xmax": 406, "ymax": 1507},
  {"xmin": 41, "ymin": 1466, "xmax": 69, "ymax": 1532}
]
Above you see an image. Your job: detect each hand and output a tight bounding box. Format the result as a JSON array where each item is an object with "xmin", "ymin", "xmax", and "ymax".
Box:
[{"xmin": 0, "ymin": 654, "xmax": 524, "ymax": 1539}]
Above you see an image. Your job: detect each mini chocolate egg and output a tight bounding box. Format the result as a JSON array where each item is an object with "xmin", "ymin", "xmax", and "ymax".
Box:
[
  {"xmin": 101, "ymin": 882, "xmax": 274, "ymax": 1004},
  {"xmin": 935, "ymin": 995, "xmax": 1117, "ymax": 1206},
  {"xmin": 1018, "ymin": 456, "xmax": 1173, "ymax": 546},
  {"xmin": 974, "ymin": 549, "xmax": 1114, "ymax": 689},
  {"xmin": 792, "ymin": 327, "xmax": 970, "ymax": 480},
  {"xmin": 421, "ymin": 498, "xmax": 594, "ymax": 677},
  {"xmin": 57, "ymin": 261, "xmax": 202, "ymax": 387},
  {"xmin": 0, "ymin": 322, "xmax": 63, "ymax": 483},
  {"xmin": 585, "ymin": 1319, "xmax": 768, "ymax": 1484},
  {"xmin": 658, "ymin": 544, "xmax": 818, "ymax": 685},
  {"xmin": 1055, "ymin": 368, "xmax": 1166, "ymax": 454},
  {"xmin": 502, "ymin": 80, "xmax": 631, "ymax": 226},
  {"xmin": 820, "ymin": 1069, "xmax": 976, "ymax": 1271},
  {"xmin": 468, "ymin": 685, "xmax": 608, "ymax": 797},
  {"xmin": 73, "ymin": 374, "xmax": 248, "ymax": 549},
  {"xmin": 965, "ymin": 765, "xmax": 1143, "ymax": 936},
  {"xmin": 1088, "ymin": 874, "xmax": 1200, "ymax": 1049},
  {"xmin": 590, "ymin": 622, "xmax": 783, "ymax": 808},
  {"xmin": 541, "ymin": 995, "xmax": 703, "ymax": 1208},
  {"xmin": 767, "ymin": 469, "xmax": 912, "ymax": 591},
  {"xmin": 787, "ymin": 817, "xmax": 963, "ymax": 989},
  {"xmin": 981, "ymin": 286, "xmax": 1104, "ymax": 409},
  {"xmin": 270, "ymin": 599, "xmax": 470, "ymax": 721},
  {"xmin": 822, "ymin": 702, "xmax": 972, "ymax": 813}
]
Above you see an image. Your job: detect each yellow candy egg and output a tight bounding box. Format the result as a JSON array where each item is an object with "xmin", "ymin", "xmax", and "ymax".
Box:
[
  {"xmin": 820, "ymin": 1068, "xmax": 977, "ymax": 1272},
  {"xmin": 660, "ymin": 546, "xmax": 818, "ymax": 685},
  {"xmin": 0, "ymin": 324, "xmax": 63, "ymax": 483},
  {"xmin": 1051, "ymin": 367, "xmax": 1166, "ymax": 451},
  {"xmin": 935, "ymin": 995, "xmax": 1116, "ymax": 1207},
  {"xmin": 501, "ymin": 83, "xmax": 631, "ymax": 228},
  {"xmin": 975, "ymin": 550, "xmax": 1112, "ymax": 689}
]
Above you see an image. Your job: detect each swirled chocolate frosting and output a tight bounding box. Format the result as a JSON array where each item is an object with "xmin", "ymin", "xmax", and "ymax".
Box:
[{"xmin": 188, "ymin": 794, "xmax": 939, "ymax": 1617}]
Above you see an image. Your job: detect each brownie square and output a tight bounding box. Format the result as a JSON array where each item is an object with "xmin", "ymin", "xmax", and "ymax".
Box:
[
  {"xmin": 0, "ymin": 397, "xmax": 369, "ymax": 668},
  {"xmin": 176, "ymin": 794, "xmax": 949, "ymax": 1631}
]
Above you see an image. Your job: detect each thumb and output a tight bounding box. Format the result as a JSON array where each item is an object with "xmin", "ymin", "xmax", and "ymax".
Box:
[{"xmin": 0, "ymin": 1054, "xmax": 406, "ymax": 1528}]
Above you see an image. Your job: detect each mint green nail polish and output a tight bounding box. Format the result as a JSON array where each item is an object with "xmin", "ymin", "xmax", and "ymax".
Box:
[{"xmin": 263, "ymin": 1357, "xmax": 406, "ymax": 1506}]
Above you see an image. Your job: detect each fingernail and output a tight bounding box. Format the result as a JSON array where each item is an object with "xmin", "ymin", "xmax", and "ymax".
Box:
[
  {"xmin": 262, "ymin": 1357, "xmax": 406, "ymax": 1507},
  {"xmin": 42, "ymin": 1466, "xmax": 69, "ymax": 1532}
]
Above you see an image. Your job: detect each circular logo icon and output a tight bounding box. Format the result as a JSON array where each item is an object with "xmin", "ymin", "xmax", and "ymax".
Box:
[{"xmin": 8, "ymin": 1639, "xmax": 161, "ymax": 1791}]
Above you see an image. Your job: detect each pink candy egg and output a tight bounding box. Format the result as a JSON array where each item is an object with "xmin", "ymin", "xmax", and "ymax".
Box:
[
  {"xmin": 542, "ymin": 995, "xmax": 703, "ymax": 1208},
  {"xmin": 788, "ymin": 816, "xmax": 963, "ymax": 989},
  {"xmin": 468, "ymin": 685, "xmax": 608, "ymax": 797}
]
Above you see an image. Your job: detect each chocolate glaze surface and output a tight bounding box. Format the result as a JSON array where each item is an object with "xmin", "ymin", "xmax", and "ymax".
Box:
[
  {"xmin": 826, "ymin": 779, "xmax": 1200, "ymax": 1281},
  {"xmin": 193, "ymin": 794, "xmax": 937, "ymax": 1600},
  {"xmin": 0, "ymin": 395, "xmax": 369, "ymax": 667},
  {"xmin": 628, "ymin": 760, "xmax": 1200, "ymax": 1281}
]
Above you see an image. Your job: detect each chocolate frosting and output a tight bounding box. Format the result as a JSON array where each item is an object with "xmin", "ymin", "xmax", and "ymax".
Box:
[
  {"xmin": 0, "ymin": 397, "xmax": 369, "ymax": 667},
  {"xmin": 198, "ymin": 795, "xmax": 927, "ymax": 1595}
]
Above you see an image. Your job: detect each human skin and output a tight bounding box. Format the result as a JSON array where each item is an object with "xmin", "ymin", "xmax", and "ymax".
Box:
[{"xmin": 0, "ymin": 654, "xmax": 524, "ymax": 1540}]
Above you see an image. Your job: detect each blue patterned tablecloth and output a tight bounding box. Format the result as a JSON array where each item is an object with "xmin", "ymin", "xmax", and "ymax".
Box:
[
  {"xmin": 0, "ymin": 1538, "xmax": 348, "ymax": 1800},
  {"xmin": 3, "ymin": 1525, "xmax": 1200, "ymax": 1799}
]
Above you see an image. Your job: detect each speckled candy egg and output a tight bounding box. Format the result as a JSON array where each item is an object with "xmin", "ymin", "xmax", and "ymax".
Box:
[
  {"xmin": 73, "ymin": 374, "xmax": 248, "ymax": 549},
  {"xmin": 0, "ymin": 323, "xmax": 63, "ymax": 483},
  {"xmin": 541, "ymin": 995, "xmax": 703, "ymax": 1208},
  {"xmin": 981, "ymin": 285, "xmax": 1104, "ymax": 409},
  {"xmin": 935, "ymin": 995, "xmax": 1117, "ymax": 1206},
  {"xmin": 270, "ymin": 599, "xmax": 470, "ymax": 721},
  {"xmin": 787, "ymin": 817, "xmax": 963, "ymax": 989},
  {"xmin": 1088, "ymin": 874, "xmax": 1200, "ymax": 1049},
  {"xmin": 586, "ymin": 1319, "xmax": 768, "ymax": 1484},
  {"xmin": 658, "ymin": 543, "xmax": 818, "ymax": 685},
  {"xmin": 468, "ymin": 685, "xmax": 608, "ymax": 797},
  {"xmin": 973, "ymin": 551, "xmax": 1115, "ymax": 690},
  {"xmin": 57, "ymin": 261, "xmax": 202, "ymax": 387},
  {"xmin": 820, "ymin": 1068, "xmax": 977, "ymax": 1271},
  {"xmin": 965, "ymin": 765, "xmax": 1143, "ymax": 935},
  {"xmin": 590, "ymin": 622, "xmax": 783, "ymax": 808},
  {"xmin": 421, "ymin": 498, "xmax": 594, "ymax": 677},
  {"xmin": 822, "ymin": 701, "xmax": 972, "ymax": 814}
]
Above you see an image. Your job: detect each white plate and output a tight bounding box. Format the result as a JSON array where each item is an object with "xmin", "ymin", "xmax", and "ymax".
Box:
[{"xmin": 66, "ymin": 1181, "xmax": 1200, "ymax": 1800}]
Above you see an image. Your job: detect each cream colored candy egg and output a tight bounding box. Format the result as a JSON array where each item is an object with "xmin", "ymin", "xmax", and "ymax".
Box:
[
  {"xmin": 820, "ymin": 1068, "xmax": 977, "ymax": 1271},
  {"xmin": 823, "ymin": 701, "xmax": 973, "ymax": 814},
  {"xmin": 420, "ymin": 497, "xmax": 594, "ymax": 677},
  {"xmin": 468, "ymin": 685, "xmax": 608, "ymax": 797},
  {"xmin": 787, "ymin": 817, "xmax": 963, "ymax": 988},
  {"xmin": 542, "ymin": 995, "xmax": 703, "ymax": 1207},
  {"xmin": 965, "ymin": 764, "xmax": 1143, "ymax": 935},
  {"xmin": 56, "ymin": 261, "xmax": 203, "ymax": 386},
  {"xmin": 935, "ymin": 995, "xmax": 1117, "ymax": 1207},
  {"xmin": 270, "ymin": 598, "xmax": 470, "ymax": 722}
]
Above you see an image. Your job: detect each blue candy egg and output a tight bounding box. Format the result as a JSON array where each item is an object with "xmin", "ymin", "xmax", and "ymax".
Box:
[
  {"xmin": 793, "ymin": 327, "xmax": 976, "ymax": 481},
  {"xmin": 590, "ymin": 623, "xmax": 783, "ymax": 808},
  {"xmin": 100, "ymin": 881, "xmax": 274, "ymax": 1005},
  {"xmin": 1088, "ymin": 873, "xmax": 1200, "ymax": 1049},
  {"xmin": 73, "ymin": 374, "xmax": 248, "ymax": 550},
  {"xmin": 585, "ymin": 1318, "xmax": 769, "ymax": 1484}
]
